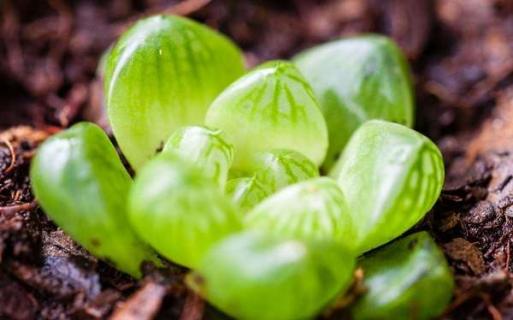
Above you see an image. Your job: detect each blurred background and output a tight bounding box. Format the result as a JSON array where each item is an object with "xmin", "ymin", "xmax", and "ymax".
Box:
[
  {"xmin": 4, "ymin": 0, "xmax": 512, "ymax": 138},
  {"xmin": 2, "ymin": 1, "xmax": 513, "ymax": 319}
]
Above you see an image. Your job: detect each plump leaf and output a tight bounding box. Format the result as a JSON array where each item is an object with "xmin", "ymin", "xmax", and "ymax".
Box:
[
  {"xmin": 248, "ymin": 149, "xmax": 319, "ymax": 192},
  {"xmin": 331, "ymin": 120, "xmax": 444, "ymax": 253},
  {"xmin": 163, "ymin": 126, "xmax": 234, "ymax": 189},
  {"xmin": 128, "ymin": 153, "xmax": 241, "ymax": 269},
  {"xmin": 225, "ymin": 149, "xmax": 318, "ymax": 213},
  {"xmin": 351, "ymin": 231, "xmax": 454, "ymax": 320},
  {"xmin": 295, "ymin": 35, "xmax": 414, "ymax": 170},
  {"xmin": 205, "ymin": 60, "xmax": 328, "ymax": 171},
  {"xmin": 105, "ymin": 15, "xmax": 245, "ymax": 170},
  {"xmin": 245, "ymin": 177, "xmax": 355, "ymax": 249},
  {"xmin": 30, "ymin": 122, "xmax": 159, "ymax": 277},
  {"xmin": 191, "ymin": 231, "xmax": 355, "ymax": 320},
  {"xmin": 225, "ymin": 176, "xmax": 272, "ymax": 214}
]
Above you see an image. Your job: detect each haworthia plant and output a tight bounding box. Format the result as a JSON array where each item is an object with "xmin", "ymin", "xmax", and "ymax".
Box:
[
  {"xmin": 248, "ymin": 149, "xmax": 319, "ymax": 192},
  {"xmin": 205, "ymin": 60, "xmax": 329, "ymax": 171},
  {"xmin": 30, "ymin": 122, "xmax": 159, "ymax": 277},
  {"xmin": 191, "ymin": 231, "xmax": 355, "ymax": 320},
  {"xmin": 295, "ymin": 35, "xmax": 414, "ymax": 170},
  {"xmin": 331, "ymin": 120, "xmax": 444, "ymax": 253},
  {"xmin": 105, "ymin": 15, "xmax": 245, "ymax": 170},
  {"xmin": 163, "ymin": 126, "xmax": 234, "ymax": 189},
  {"xmin": 225, "ymin": 149, "xmax": 318, "ymax": 213},
  {"xmin": 225, "ymin": 176, "xmax": 272, "ymax": 214},
  {"xmin": 351, "ymin": 231, "xmax": 454, "ymax": 320},
  {"xmin": 245, "ymin": 177, "xmax": 355, "ymax": 249},
  {"xmin": 129, "ymin": 153, "xmax": 241, "ymax": 269}
]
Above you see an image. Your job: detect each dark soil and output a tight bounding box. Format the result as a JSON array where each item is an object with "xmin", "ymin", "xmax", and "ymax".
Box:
[{"xmin": 1, "ymin": 0, "xmax": 513, "ymax": 319}]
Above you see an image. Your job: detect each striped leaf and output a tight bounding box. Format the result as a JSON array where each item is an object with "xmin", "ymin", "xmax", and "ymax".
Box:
[
  {"xmin": 192, "ymin": 231, "xmax": 355, "ymax": 320},
  {"xmin": 105, "ymin": 15, "xmax": 245, "ymax": 170},
  {"xmin": 226, "ymin": 150, "xmax": 318, "ymax": 213},
  {"xmin": 245, "ymin": 177, "xmax": 355, "ymax": 249},
  {"xmin": 225, "ymin": 176, "xmax": 272, "ymax": 214},
  {"xmin": 163, "ymin": 126, "xmax": 234, "ymax": 189},
  {"xmin": 295, "ymin": 35, "xmax": 414, "ymax": 171},
  {"xmin": 330, "ymin": 120, "xmax": 444, "ymax": 253},
  {"xmin": 248, "ymin": 149, "xmax": 319, "ymax": 193},
  {"xmin": 205, "ymin": 60, "xmax": 328, "ymax": 171}
]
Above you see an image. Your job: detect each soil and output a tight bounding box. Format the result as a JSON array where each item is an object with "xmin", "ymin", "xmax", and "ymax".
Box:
[{"xmin": 1, "ymin": 0, "xmax": 513, "ymax": 319}]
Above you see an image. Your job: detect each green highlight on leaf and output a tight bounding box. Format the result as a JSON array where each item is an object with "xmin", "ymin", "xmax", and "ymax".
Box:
[
  {"xmin": 331, "ymin": 120, "xmax": 444, "ymax": 253},
  {"xmin": 163, "ymin": 126, "xmax": 234, "ymax": 189},
  {"xmin": 225, "ymin": 149, "xmax": 319, "ymax": 213},
  {"xmin": 225, "ymin": 176, "xmax": 272, "ymax": 214},
  {"xmin": 248, "ymin": 149, "xmax": 319, "ymax": 192},
  {"xmin": 128, "ymin": 153, "xmax": 241, "ymax": 269},
  {"xmin": 105, "ymin": 15, "xmax": 245, "ymax": 171},
  {"xmin": 245, "ymin": 177, "xmax": 356, "ymax": 250},
  {"xmin": 30, "ymin": 122, "xmax": 159, "ymax": 278},
  {"xmin": 205, "ymin": 60, "xmax": 329, "ymax": 171},
  {"xmin": 190, "ymin": 231, "xmax": 355, "ymax": 320},
  {"xmin": 351, "ymin": 231, "xmax": 454, "ymax": 320},
  {"xmin": 295, "ymin": 35, "xmax": 414, "ymax": 171}
]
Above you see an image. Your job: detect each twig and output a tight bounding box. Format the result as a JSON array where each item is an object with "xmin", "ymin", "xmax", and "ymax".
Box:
[
  {"xmin": 322, "ymin": 268, "xmax": 366, "ymax": 317},
  {"xmin": 110, "ymin": 282, "xmax": 167, "ymax": 320},
  {"xmin": 1, "ymin": 138, "xmax": 16, "ymax": 174},
  {"xmin": 179, "ymin": 290, "xmax": 205, "ymax": 320},
  {"xmin": 481, "ymin": 293, "xmax": 502, "ymax": 320},
  {"xmin": 443, "ymin": 288, "xmax": 477, "ymax": 314},
  {"xmin": 116, "ymin": 0, "xmax": 212, "ymax": 34},
  {"xmin": 0, "ymin": 201, "xmax": 38, "ymax": 216},
  {"xmin": 162, "ymin": 0, "xmax": 212, "ymax": 16}
]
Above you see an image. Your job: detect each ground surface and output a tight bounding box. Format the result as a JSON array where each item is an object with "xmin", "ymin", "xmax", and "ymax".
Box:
[{"xmin": 1, "ymin": 0, "xmax": 513, "ymax": 319}]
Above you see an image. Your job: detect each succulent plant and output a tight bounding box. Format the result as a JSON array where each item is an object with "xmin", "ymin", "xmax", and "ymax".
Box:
[
  {"xmin": 248, "ymin": 149, "xmax": 319, "ymax": 192},
  {"xmin": 295, "ymin": 35, "xmax": 414, "ymax": 170},
  {"xmin": 190, "ymin": 231, "xmax": 355, "ymax": 320},
  {"xmin": 163, "ymin": 126, "xmax": 234, "ymax": 189},
  {"xmin": 30, "ymin": 123, "xmax": 159, "ymax": 277},
  {"xmin": 331, "ymin": 120, "xmax": 444, "ymax": 253},
  {"xmin": 205, "ymin": 60, "xmax": 328, "ymax": 171},
  {"xmin": 351, "ymin": 231, "xmax": 454, "ymax": 320},
  {"xmin": 105, "ymin": 15, "xmax": 245, "ymax": 170},
  {"xmin": 245, "ymin": 177, "xmax": 355, "ymax": 249},
  {"xmin": 128, "ymin": 153, "xmax": 241, "ymax": 269},
  {"xmin": 225, "ymin": 176, "xmax": 272, "ymax": 214}
]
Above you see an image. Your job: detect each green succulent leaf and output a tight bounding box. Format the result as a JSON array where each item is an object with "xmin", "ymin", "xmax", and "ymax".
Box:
[
  {"xmin": 128, "ymin": 153, "xmax": 241, "ymax": 269},
  {"xmin": 191, "ymin": 231, "xmax": 355, "ymax": 320},
  {"xmin": 163, "ymin": 126, "xmax": 234, "ymax": 189},
  {"xmin": 331, "ymin": 120, "xmax": 444, "ymax": 253},
  {"xmin": 248, "ymin": 149, "xmax": 319, "ymax": 192},
  {"xmin": 294, "ymin": 35, "xmax": 414, "ymax": 170},
  {"xmin": 225, "ymin": 176, "xmax": 272, "ymax": 214},
  {"xmin": 105, "ymin": 15, "xmax": 245, "ymax": 170},
  {"xmin": 351, "ymin": 231, "xmax": 454, "ymax": 320},
  {"xmin": 225, "ymin": 149, "xmax": 318, "ymax": 213},
  {"xmin": 30, "ymin": 122, "xmax": 159, "ymax": 277},
  {"xmin": 205, "ymin": 60, "xmax": 329, "ymax": 171},
  {"xmin": 245, "ymin": 177, "xmax": 355, "ymax": 249}
]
